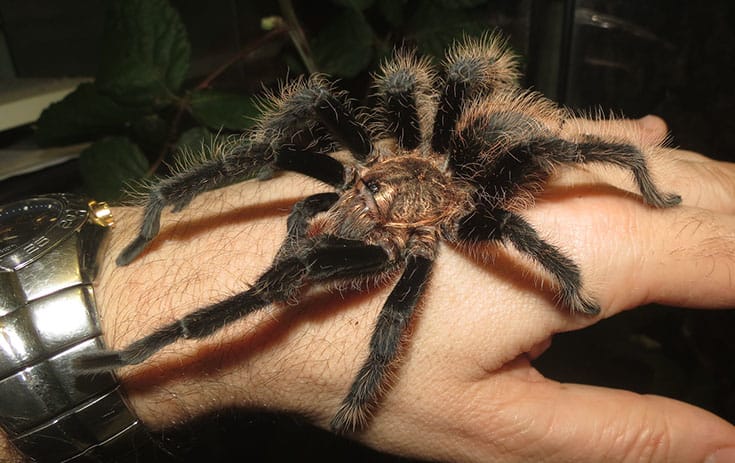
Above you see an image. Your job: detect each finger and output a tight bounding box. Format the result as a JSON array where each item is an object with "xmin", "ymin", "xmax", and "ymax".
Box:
[
  {"xmin": 480, "ymin": 365, "xmax": 735, "ymax": 463},
  {"xmin": 635, "ymin": 205, "xmax": 735, "ymax": 309},
  {"xmin": 528, "ymin": 196, "xmax": 735, "ymax": 317},
  {"xmin": 638, "ymin": 114, "xmax": 671, "ymax": 143},
  {"xmin": 666, "ymin": 148, "xmax": 712, "ymax": 163},
  {"xmin": 656, "ymin": 155, "xmax": 735, "ymax": 214}
]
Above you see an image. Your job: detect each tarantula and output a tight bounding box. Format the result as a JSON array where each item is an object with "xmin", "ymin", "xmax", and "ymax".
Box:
[{"xmin": 77, "ymin": 33, "xmax": 681, "ymax": 433}]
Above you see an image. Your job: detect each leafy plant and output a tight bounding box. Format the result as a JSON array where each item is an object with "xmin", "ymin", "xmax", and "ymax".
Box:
[
  {"xmin": 34, "ymin": 0, "xmax": 504, "ymax": 201},
  {"xmin": 35, "ymin": 0, "xmax": 264, "ymax": 201}
]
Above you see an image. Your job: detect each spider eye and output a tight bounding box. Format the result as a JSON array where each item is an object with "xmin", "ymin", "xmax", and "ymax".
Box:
[{"xmin": 365, "ymin": 180, "xmax": 381, "ymax": 194}]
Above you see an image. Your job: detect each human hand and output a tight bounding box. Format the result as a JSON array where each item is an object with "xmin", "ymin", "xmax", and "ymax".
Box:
[
  {"xmin": 94, "ymin": 116, "xmax": 734, "ymax": 462},
  {"xmin": 310, "ymin": 115, "xmax": 735, "ymax": 462}
]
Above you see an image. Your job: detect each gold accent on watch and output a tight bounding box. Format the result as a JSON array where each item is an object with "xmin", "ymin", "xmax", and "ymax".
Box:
[{"xmin": 87, "ymin": 201, "xmax": 115, "ymax": 228}]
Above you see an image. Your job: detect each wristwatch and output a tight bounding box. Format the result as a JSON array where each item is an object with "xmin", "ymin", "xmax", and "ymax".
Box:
[{"xmin": 0, "ymin": 194, "xmax": 155, "ymax": 462}]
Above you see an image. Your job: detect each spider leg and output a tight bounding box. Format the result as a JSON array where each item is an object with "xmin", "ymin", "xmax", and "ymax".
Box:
[
  {"xmin": 457, "ymin": 205, "xmax": 600, "ymax": 315},
  {"xmin": 432, "ymin": 33, "xmax": 520, "ymax": 153},
  {"xmin": 375, "ymin": 51, "xmax": 435, "ymax": 151},
  {"xmin": 331, "ymin": 254, "xmax": 433, "ymax": 434},
  {"xmin": 115, "ymin": 147, "xmax": 346, "ymax": 266},
  {"xmin": 307, "ymin": 88, "xmax": 373, "ymax": 161},
  {"xmin": 565, "ymin": 139, "xmax": 682, "ymax": 208},
  {"xmin": 503, "ymin": 136, "xmax": 681, "ymax": 208},
  {"xmin": 117, "ymin": 77, "xmax": 375, "ymax": 266},
  {"xmin": 450, "ymin": 116, "xmax": 681, "ymax": 209},
  {"xmin": 274, "ymin": 149, "xmax": 346, "ymax": 189},
  {"xmin": 258, "ymin": 75, "xmax": 374, "ymax": 162},
  {"xmin": 432, "ymin": 71, "xmax": 472, "ymax": 154},
  {"xmin": 377, "ymin": 68, "xmax": 422, "ymax": 151},
  {"xmin": 77, "ymin": 237, "xmax": 391, "ymax": 372},
  {"xmin": 285, "ymin": 192, "xmax": 339, "ymax": 240}
]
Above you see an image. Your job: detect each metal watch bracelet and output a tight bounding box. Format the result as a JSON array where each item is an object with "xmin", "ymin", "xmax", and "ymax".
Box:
[{"xmin": 0, "ymin": 195, "xmax": 157, "ymax": 462}]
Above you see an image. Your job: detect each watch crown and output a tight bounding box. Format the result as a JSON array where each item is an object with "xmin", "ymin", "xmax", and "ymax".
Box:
[{"xmin": 88, "ymin": 200, "xmax": 115, "ymax": 228}]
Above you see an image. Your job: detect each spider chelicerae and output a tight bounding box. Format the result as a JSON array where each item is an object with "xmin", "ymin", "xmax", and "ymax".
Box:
[{"xmin": 77, "ymin": 33, "xmax": 681, "ymax": 433}]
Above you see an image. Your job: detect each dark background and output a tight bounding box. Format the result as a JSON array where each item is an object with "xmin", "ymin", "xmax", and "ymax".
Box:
[{"xmin": 0, "ymin": 0, "xmax": 733, "ymax": 461}]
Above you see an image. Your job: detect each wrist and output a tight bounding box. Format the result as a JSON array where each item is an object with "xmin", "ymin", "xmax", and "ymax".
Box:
[
  {"xmin": 94, "ymin": 176, "xmax": 350, "ymax": 428},
  {"xmin": 0, "ymin": 195, "xmax": 150, "ymax": 462}
]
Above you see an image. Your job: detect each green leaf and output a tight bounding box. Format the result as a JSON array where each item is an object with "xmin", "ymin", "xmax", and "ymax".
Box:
[
  {"xmin": 35, "ymin": 83, "xmax": 148, "ymax": 147},
  {"xmin": 329, "ymin": 0, "xmax": 375, "ymax": 10},
  {"xmin": 78, "ymin": 137, "xmax": 150, "ymax": 202},
  {"xmin": 99, "ymin": 60, "xmax": 177, "ymax": 109},
  {"xmin": 175, "ymin": 127, "xmax": 217, "ymax": 155},
  {"xmin": 407, "ymin": 1, "xmax": 488, "ymax": 59},
  {"xmin": 189, "ymin": 89, "xmax": 260, "ymax": 130},
  {"xmin": 312, "ymin": 9, "xmax": 374, "ymax": 77},
  {"xmin": 96, "ymin": 0, "xmax": 190, "ymax": 107}
]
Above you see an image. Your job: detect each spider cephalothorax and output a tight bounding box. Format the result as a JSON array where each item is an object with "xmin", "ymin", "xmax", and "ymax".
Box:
[
  {"xmin": 77, "ymin": 33, "xmax": 680, "ymax": 433},
  {"xmin": 315, "ymin": 155, "xmax": 473, "ymax": 256}
]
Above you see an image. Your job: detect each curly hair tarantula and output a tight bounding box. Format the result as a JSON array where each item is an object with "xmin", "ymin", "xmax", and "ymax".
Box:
[{"xmin": 77, "ymin": 33, "xmax": 681, "ymax": 433}]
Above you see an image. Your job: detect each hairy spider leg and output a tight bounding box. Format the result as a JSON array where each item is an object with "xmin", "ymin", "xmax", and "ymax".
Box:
[
  {"xmin": 450, "ymin": 111, "xmax": 681, "ymax": 209},
  {"xmin": 115, "ymin": 146, "xmax": 346, "ymax": 267},
  {"xmin": 285, "ymin": 192, "xmax": 340, "ymax": 240},
  {"xmin": 77, "ymin": 236, "xmax": 391, "ymax": 372},
  {"xmin": 116, "ymin": 79, "xmax": 375, "ymax": 266},
  {"xmin": 307, "ymin": 85, "xmax": 374, "ymax": 162},
  {"xmin": 377, "ymin": 66, "xmax": 423, "ymax": 151},
  {"xmin": 374, "ymin": 51, "xmax": 435, "ymax": 151},
  {"xmin": 432, "ymin": 67, "xmax": 474, "ymax": 154},
  {"xmin": 477, "ymin": 135, "xmax": 682, "ymax": 208},
  {"xmin": 432, "ymin": 33, "xmax": 520, "ymax": 154},
  {"xmin": 331, "ymin": 254, "xmax": 434, "ymax": 434},
  {"xmin": 457, "ymin": 206, "xmax": 599, "ymax": 314},
  {"xmin": 562, "ymin": 138, "xmax": 682, "ymax": 208}
]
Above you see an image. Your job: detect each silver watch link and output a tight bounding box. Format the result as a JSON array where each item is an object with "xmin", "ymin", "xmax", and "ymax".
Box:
[{"xmin": 0, "ymin": 194, "xmax": 155, "ymax": 462}]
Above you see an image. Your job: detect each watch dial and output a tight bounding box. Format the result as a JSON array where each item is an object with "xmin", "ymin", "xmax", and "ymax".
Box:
[{"xmin": 0, "ymin": 198, "xmax": 64, "ymax": 257}]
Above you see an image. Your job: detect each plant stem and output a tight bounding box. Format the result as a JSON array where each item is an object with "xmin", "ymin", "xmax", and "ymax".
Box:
[
  {"xmin": 278, "ymin": 0, "xmax": 318, "ymax": 74},
  {"xmin": 147, "ymin": 101, "xmax": 185, "ymax": 176},
  {"xmin": 196, "ymin": 26, "xmax": 290, "ymax": 90}
]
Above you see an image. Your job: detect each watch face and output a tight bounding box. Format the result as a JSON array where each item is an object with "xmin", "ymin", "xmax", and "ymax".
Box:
[
  {"xmin": 0, "ymin": 195, "xmax": 89, "ymax": 271},
  {"xmin": 0, "ymin": 198, "xmax": 64, "ymax": 256}
]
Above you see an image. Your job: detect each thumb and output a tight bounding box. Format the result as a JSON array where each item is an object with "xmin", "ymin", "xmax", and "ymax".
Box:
[{"xmin": 489, "ymin": 366, "xmax": 735, "ymax": 462}]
